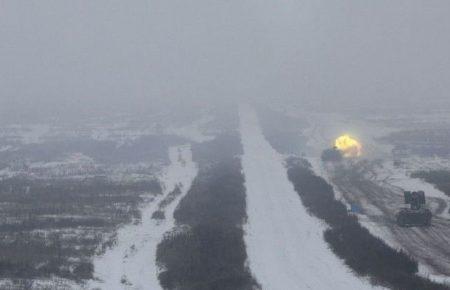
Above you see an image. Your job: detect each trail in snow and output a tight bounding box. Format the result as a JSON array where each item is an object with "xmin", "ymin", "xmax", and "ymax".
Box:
[
  {"xmin": 239, "ymin": 104, "xmax": 380, "ymax": 290},
  {"xmin": 375, "ymin": 161, "xmax": 450, "ymax": 219},
  {"xmin": 88, "ymin": 145, "xmax": 198, "ymax": 290}
]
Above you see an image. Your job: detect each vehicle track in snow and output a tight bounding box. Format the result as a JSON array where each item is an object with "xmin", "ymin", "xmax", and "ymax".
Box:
[
  {"xmin": 331, "ymin": 166, "xmax": 450, "ymax": 277},
  {"xmin": 239, "ymin": 105, "xmax": 379, "ymax": 290}
]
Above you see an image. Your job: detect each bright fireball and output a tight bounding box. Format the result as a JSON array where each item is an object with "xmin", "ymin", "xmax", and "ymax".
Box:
[{"xmin": 335, "ymin": 134, "xmax": 362, "ymax": 157}]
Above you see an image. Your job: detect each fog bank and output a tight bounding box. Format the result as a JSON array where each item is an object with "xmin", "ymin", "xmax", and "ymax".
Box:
[{"xmin": 2, "ymin": 1, "xmax": 450, "ymax": 121}]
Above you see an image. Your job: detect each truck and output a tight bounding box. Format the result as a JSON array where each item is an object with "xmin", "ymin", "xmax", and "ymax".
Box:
[{"xmin": 396, "ymin": 191, "xmax": 432, "ymax": 227}]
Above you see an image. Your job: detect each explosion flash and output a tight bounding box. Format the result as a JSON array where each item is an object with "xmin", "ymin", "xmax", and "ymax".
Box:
[{"xmin": 335, "ymin": 134, "xmax": 362, "ymax": 157}]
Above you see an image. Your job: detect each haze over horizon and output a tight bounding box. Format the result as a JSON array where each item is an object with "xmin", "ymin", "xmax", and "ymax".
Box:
[{"xmin": 2, "ymin": 0, "xmax": 450, "ymax": 122}]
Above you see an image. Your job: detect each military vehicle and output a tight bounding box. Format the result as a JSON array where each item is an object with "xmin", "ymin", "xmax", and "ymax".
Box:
[{"xmin": 396, "ymin": 191, "xmax": 432, "ymax": 227}]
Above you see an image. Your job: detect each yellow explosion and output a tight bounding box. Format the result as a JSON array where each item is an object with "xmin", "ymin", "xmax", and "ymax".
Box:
[{"xmin": 335, "ymin": 134, "xmax": 362, "ymax": 157}]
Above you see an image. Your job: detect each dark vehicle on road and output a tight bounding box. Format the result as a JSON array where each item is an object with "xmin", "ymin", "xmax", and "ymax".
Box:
[{"xmin": 396, "ymin": 191, "xmax": 432, "ymax": 227}]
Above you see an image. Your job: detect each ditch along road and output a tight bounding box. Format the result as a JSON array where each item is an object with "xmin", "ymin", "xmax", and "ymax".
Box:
[
  {"xmin": 239, "ymin": 104, "xmax": 380, "ymax": 290},
  {"xmin": 329, "ymin": 163, "xmax": 450, "ymax": 280}
]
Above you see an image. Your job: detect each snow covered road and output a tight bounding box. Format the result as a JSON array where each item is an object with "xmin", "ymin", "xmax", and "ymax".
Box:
[
  {"xmin": 88, "ymin": 145, "xmax": 197, "ymax": 290},
  {"xmin": 239, "ymin": 105, "xmax": 379, "ymax": 290},
  {"xmin": 331, "ymin": 164, "xmax": 450, "ymax": 282}
]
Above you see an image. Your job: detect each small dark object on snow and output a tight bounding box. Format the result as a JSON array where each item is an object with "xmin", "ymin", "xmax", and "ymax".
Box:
[
  {"xmin": 321, "ymin": 147, "xmax": 343, "ymax": 162},
  {"xmin": 152, "ymin": 210, "xmax": 165, "ymax": 220},
  {"xmin": 396, "ymin": 191, "xmax": 432, "ymax": 227}
]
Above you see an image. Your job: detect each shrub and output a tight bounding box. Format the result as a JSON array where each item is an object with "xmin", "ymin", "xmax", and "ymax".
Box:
[
  {"xmin": 152, "ymin": 210, "xmax": 165, "ymax": 220},
  {"xmin": 73, "ymin": 262, "xmax": 94, "ymax": 280}
]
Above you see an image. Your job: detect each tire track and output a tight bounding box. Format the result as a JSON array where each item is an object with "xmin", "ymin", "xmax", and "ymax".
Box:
[{"xmin": 331, "ymin": 165, "xmax": 450, "ymax": 276}]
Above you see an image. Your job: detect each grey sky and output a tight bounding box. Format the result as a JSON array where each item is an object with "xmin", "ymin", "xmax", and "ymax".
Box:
[{"xmin": 1, "ymin": 1, "xmax": 450, "ymax": 121}]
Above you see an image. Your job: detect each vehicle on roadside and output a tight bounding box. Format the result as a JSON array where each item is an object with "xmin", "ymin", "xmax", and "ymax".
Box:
[{"xmin": 396, "ymin": 191, "xmax": 432, "ymax": 227}]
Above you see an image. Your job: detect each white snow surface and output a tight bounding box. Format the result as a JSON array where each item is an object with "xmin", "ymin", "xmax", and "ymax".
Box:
[
  {"xmin": 375, "ymin": 160, "xmax": 447, "ymax": 199},
  {"xmin": 88, "ymin": 145, "xmax": 198, "ymax": 290},
  {"xmin": 375, "ymin": 160, "xmax": 450, "ymax": 219},
  {"xmin": 239, "ymin": 104, "xmax": 381, "ymax": 290}
]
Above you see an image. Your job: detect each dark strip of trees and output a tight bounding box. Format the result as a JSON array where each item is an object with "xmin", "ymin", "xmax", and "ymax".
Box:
[
  {"xmin": 411, "ymin": 170, "xmax": 450, "ymax": 197},
  {"xmin": 156, "ymin": 135, "xmax": 258, "ymax": 290},
  {"xmin": 286, "ymin": 157, "xmax": 449, "ymax": 290}
]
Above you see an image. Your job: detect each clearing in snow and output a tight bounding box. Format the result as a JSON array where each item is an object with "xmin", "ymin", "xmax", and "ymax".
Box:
[
  {"xmin": 239, "ymin": 105, "xmax": 380, "ymax": 290},
  {"xmin": 88, "ymin": 145, "xmax": 198, "ymax": 290}
]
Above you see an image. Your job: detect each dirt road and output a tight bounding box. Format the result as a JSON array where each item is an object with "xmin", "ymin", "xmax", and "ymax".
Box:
[{"xmin": 330, "ymin": 163, "xmax": 450, "ymax": 277}]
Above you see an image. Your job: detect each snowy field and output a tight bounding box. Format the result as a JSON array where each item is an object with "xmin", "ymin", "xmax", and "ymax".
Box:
[
  {"xmin": 239, "ymin": 105, "xmax": 381, "ymax": 290},
  {"xmin": 1, "ymin": 104, "xmax": 450, "ymax": 289},
  {"xmin": 0, "ymin": 114, "xmax": 209, "ymax": 289},
  {"xmin": 287, "ymin": 107, "xmax": 450, "ymax": 285},
  {"xmin": 89, "ymin": 145, "xmax": 198, "ymax": 290}
]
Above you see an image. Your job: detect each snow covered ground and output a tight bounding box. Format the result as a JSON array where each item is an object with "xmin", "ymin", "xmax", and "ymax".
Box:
[
  {"xmin": 258, "ymin": 105, "xmax": 450, "ymax": 285},
  {"xmin": 165, "ymin": 115, "xmax": 214, "ymax": 143},
  {"xmin": 88, "ymin": 145, "xmax": 198, "ymax": 290},
  {"xmin": 239, "ymin": 105, "xmax": 381, "ymax": 290},
  {"xmin": 375, "ymin": 160, "xmax": 450, "ymax": 219}
]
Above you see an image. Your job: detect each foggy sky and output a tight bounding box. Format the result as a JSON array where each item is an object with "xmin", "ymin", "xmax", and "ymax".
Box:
[{"xmin": 1, "ymin": 1, "xmax": 450, "ymax": 121}]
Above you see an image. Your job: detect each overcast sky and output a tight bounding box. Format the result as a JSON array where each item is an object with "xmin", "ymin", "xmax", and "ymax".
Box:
[{"xmin": 1, "ymin": 1, "xmax": 450, "ymax": 121}]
